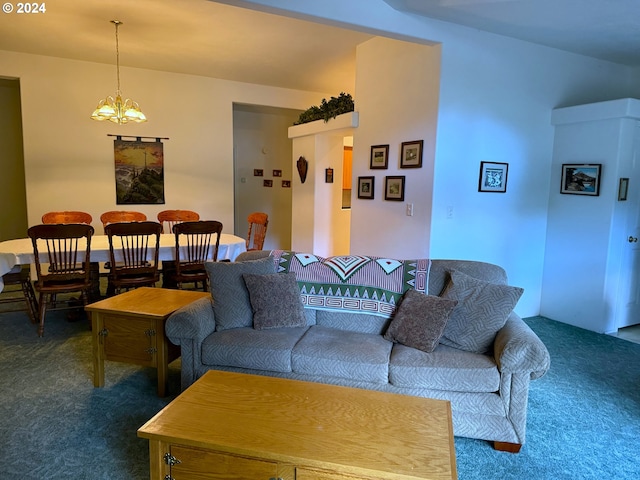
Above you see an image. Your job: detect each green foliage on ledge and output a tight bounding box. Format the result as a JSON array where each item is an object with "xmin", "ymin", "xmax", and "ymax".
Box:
[{"xmin": 294, "ymin": 92, "xmax": 355, "ymax": 125}]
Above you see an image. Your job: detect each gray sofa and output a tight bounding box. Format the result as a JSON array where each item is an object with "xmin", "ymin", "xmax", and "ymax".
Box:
[{"xmin": 166, "ymin": 250, "xmax": 550, "ymax": 452}]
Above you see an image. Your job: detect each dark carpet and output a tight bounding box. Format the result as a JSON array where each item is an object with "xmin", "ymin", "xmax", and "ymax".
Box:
[{"xmin": 0, "ymin": 306, "xmax": 638, "ymax": 479}]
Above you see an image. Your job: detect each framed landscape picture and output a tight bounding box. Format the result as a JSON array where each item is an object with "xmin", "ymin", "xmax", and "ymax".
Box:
[
  {"xmin": 384, "ymin": 175, "xmax": 405, "ymax": 201},
  {"xmin": 370, "ymin": 145, "xmax": 389, "ymax": 169},
  {"xmin": 358, "ymin": 176, "xmax": 375, "ymax": 199},
  {"xmin": 400, "ymin": 140, "xmax": 423, "ymax": 168},
  {"xmin": 478, "ymin": 161, "xmax": 509, "ymax": 193},
  {"xmin": 561, "ymin": 163, "xmax": 601, "ymax": 196}
]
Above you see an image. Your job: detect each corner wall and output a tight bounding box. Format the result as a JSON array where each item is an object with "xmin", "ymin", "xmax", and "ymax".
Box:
[{"xmin": 351, "ymin": 37, "xmax": 440, "ymax": 259}]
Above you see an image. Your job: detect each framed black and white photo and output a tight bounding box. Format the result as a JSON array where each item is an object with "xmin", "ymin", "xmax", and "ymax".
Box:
[
  {"xmin": 478, "ymin": 161, "xmax": 508, "ymax": 193},
  {"xmin": 384, "ymin": 176, "xmax": 405, "ymax": 201},
  {"xmin": 400, "ymin": 140, "xmax": 423, "ymax": 168},
  {"xmin": 357, "ymin": 176, "xmax": 375, "ymax": 199},
  {"xmin": 561, "ymin": 164, "xmax": 601, "ymax": 196},
  {"xmin": 370, "ymin": 145, "xmax": 389, "ymax": 169}
]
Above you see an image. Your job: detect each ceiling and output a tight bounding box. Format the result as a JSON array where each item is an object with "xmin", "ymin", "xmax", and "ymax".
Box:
[
  {"xmin": 0, "ymin": 0, "xmax": 372, "ymax": 93},
  {"xmin": 0, "ymin": 0, "xmax": 639, "ymax": 96},
  {"xmin": 385, "ymin": 0, "xmax": 640, "ymax": 66}
]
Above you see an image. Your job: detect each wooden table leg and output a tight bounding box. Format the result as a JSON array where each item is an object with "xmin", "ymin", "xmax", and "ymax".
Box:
[
  {"xmin": 156, "ymin": 318, "xmax": 168, "ymax": 397},
  {"xmin": 91, "ymin": 312, "xmax": 105, "ymax": 388}
]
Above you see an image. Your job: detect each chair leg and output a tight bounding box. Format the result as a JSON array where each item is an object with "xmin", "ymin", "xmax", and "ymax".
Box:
[
  {"xmin": 37, "ymin": 292, "xmax": 47, "ymax": 337},
  {"xmin": 20, "ymin": 277, "xmax": 38, "ymax": 324}
]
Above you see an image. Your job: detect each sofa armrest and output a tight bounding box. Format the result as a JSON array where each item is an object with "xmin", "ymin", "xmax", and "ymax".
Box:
[
  {"xmin": 166, "ymin": 296, "xmax": 216, "ymax": 346},
  {"xmin": 494, "ymin": 313, "xmax": 550, "ymax": 380}
]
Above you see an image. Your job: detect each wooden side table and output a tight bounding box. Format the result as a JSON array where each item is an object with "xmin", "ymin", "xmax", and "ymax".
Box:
[{"xmin": 85, "ymin": 287, "xmax": 210, "ymax": 396}]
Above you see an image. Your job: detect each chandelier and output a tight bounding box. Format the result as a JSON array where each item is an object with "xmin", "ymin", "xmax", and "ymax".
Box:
[{"xmin": 90, "ymin": 20, "xmax": 147, "ymax": 124}]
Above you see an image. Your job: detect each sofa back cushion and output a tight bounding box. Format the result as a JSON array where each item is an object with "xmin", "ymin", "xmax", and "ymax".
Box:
[
  {"xmin": 205, "ymin": 256, "xmax": 276, "ymax": 331},
  {"xmin": 428, "ymin": 260, "xmax": 507, "ymax": 295}
]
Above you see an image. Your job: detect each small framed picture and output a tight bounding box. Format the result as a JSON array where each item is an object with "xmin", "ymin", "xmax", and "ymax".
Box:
[
  {"xmin": 325, "ymin": 168, "xmax": 334, "ymax": 183},
  {"xmin": 618, "ymin": 178, "xmax": 629, "ymax": 201},
  {"xmin": 263, "ymin": 179, "xmax": 273, "ymax": 187},
  {"xmin": 370, "ymin": 145, "xmax": 389, "ymax": 169},
  {"xmin": 385, "ymin": 176, "xmax": 405, "ymax": 201},
  {"xmin": 282, "ymin": 180, "xmax": 291, "ymax": 188},
  {"xmin": 400, "ymin": 140, "xmax": 423, "ymax": 168},
  {"xmin": 273, "ymin": 169, "xmax": 282, "ymax": 177},
  {"xmin": 253, "ymin": 169, "xmax": 264, "ymax": 177},
  {"xmin": 357, "ymin": 176, "xmax": 375, "ymax": 199},
  {"xmin": 561, "ymin": 164, "xmax": 602, "ymax": 196},
  {"xmin": 478, "ymin": 161, "xmax": 509, "ymax": 193}
]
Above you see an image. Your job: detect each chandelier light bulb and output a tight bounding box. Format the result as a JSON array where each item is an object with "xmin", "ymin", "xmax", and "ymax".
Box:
[{"xmin": 91, "ymin": 20, "xmax": 147, "ymax": 124}]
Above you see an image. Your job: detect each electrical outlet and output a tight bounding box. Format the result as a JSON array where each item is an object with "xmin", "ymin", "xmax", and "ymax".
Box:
[
  {"xmin": 406, "ymin": 203, "xmax": 414, "ymax": 216},
  {"xmin": 446, "ymin": 206, "xmax": 454, "ymax": 219}
]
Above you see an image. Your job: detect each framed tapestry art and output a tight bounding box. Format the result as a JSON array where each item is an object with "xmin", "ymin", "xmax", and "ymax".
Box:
[
  {"xmin": 478, "ymin": 161, "xmax": 508, "ymax": 193},
  {"xmin": 560, "ymin": 164, "xmax": 601, "ymax": 196},
  {"xmin": 113, "ymin": 138, "xmax": 165, "ymax": 204}
]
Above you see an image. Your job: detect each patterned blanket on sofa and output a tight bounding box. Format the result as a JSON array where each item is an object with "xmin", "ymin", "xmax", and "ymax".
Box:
[{"xmin": 271, "ymin": 250, "xmax": 431, "ymax": 318}]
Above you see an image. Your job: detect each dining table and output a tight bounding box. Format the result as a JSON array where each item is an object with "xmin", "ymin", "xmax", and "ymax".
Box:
[{"xmin": 0, "ymin": 233, "xmax": 247, "ymax": 293}]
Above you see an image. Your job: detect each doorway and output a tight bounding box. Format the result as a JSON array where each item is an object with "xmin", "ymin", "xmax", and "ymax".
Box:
[{"xmin": 232, "ymin": 104, "xmax": 302, "ymax": 251}]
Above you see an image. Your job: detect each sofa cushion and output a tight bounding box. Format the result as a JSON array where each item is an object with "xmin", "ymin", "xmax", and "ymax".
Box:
[
  {"xmin": 201, "ymin": 326, "xmax": 309, "ymax": 373},
  {"xmin": 205, "ymin": 256, "xmax": 276, "ymax": 331},
  {"xmin": 243, "ymin": 272, "xmax": 307, "ymax": 330},
  {"xmin": 389, "ymin": 343, "xmax": 501, "ymax": 393},
  {"xmin": 440, "ymin": 269, "xmax": 523, "ymax": 354},
  {"xmin": 316, "ymin": 310, "xmax": 389, "ymax": 334},
  {"xmin": 292, "ymin": 325, "xmax": 392, "ymax": 384},
  {"xmin": 384, "ymin": 289, "xmax": 458, "ymax": 353}
]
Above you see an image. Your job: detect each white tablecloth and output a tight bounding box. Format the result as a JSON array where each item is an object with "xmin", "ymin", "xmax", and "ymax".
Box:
[
  {"xmin": 0, "ymin": 252, "xmax": 19, "ymax": 292},
  {"xmin": 0, "ymin": 233, "xmax": 247, "ymax": 292}
]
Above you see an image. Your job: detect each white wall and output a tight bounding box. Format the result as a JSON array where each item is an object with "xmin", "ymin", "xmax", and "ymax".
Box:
[
  {"xmin": 351, "ymin": 37, "xmax": 439, "ymax": 259},
  {"xmin": 226, "ymin": 0, "xmax": 640, "ymax": 318},
  {"xmin": 542, "ymin": 100, "xmax": 640, "ymax": 333},
  {"xmin": 0, "ymin": 49, "xmax": 323, "ymax": 236}
]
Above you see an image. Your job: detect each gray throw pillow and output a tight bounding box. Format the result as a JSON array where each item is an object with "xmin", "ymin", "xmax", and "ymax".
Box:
[
  {"xmin": 384, "ymin": 289, "xmax": 458, "ymax": 353},
  {"xmin": 439, "ymin": 269, "xmax": 524, "ymax": 354},
  {"xmin": 243, "ymin": 272, "xmax": 307, "ymax": 330},
  {"xmin": 205, "ymin": 256, "xmax": 276, "ymax": 331}
]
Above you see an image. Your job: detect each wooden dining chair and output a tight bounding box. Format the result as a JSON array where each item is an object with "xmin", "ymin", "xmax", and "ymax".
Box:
[
  {"xmin": 0, "ymin": 264, "xmax": 38, "ymax": 324},
  {"xmin": 100, "ymin": 211, "xmax": 147, "ymax": 231},
  {"xmin": 157, "ymin": 209, "xmax": 200, "ymax": 233},
  {"xmin": 28, "ymin": 223, "xmax": 94, "ymax": 337},
  {"xmin": 104, "ymin": 221, "xmax": 162, "ymax": 295},
  {"xmin": 168, "ymin": 220, "xmax": 223, "ymax": 291},
  {"xmin": 42, "ymin": 211, "xmax": 92, "ymax": 225},
  {"xmin": 246, "ymin": 212, "xmax": 269, "ymax": 251}
]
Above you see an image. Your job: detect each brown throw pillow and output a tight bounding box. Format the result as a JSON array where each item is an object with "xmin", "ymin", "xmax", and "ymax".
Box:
[
  {"xmin": 243, "ymin": 272, "xmax": 307, "ymax": 330},
  {"xmin": 384, "ymin": 289, "xmax": 458, "ymax": 353},
  {"xmin": 439, "ymin": 269, "xmax": 524, "ymax": 354}
]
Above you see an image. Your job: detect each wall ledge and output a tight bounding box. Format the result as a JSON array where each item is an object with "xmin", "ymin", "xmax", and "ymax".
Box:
[
  {"xmin": 288, "ymin": 112, "xmax": 359, "ymax": 139},
  {"xmin": 552, "ymin": 98, "xmax": 640, "ymax": 125}
]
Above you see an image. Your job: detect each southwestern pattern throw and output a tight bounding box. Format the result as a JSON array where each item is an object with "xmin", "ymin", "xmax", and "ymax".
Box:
[{"xmin": 271, "ymin": 250, "xmax": 431, "ymax": 318}]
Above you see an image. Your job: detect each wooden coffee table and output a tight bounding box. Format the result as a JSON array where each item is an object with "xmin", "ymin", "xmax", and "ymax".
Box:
[
  {"xmin": 138, "ymin": 370, "xmax": 457, "ymax": 479},
  {"xmin": 85, "ymin": 287, "xmax": 210, "ymax": 396}
]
